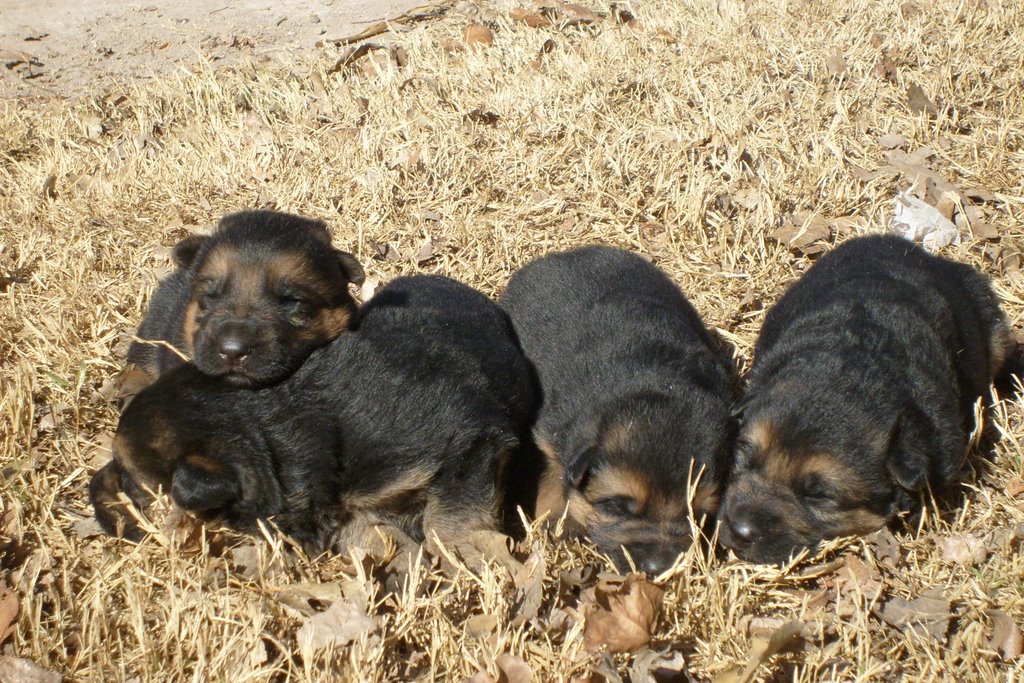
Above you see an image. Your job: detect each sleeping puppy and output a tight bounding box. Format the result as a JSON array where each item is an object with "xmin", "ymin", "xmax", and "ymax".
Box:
[
  {"xmin": 93, "ymin": 275, "xmax": 538, "ymax": 558},
  {"xmin": 719, "ymin": 235, "xmax": 1012, "ymax": 564},
  {"xmin": 500, "ymin": 246, "xmax": 736, "ymax": 575},
  {"xmin": 95, "ymin": 210, "xmax": 365, "ymax": 539},
  {"xmin": 124, "ymin": 209, "xmax": 365, "ymax": 392}
]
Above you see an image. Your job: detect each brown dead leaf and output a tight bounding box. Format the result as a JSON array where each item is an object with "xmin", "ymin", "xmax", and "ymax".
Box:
[
  {"xmin": 1006, "ymin": 478, "xmax": 1024, "ymax": 498},
  {"xmin": 874, "ymin": 588, "xmax": 950, "ymax": 641},
  {"xmin": 713, "ymin": 620, "xmax": 808, "ymax": 683},
  {"xmin": 907, "ymin": 83, "xmax": 938, "ymax": 117},
  {"xmin": 878, "ymin": 133, "xmax": 907, "ymax": 150},
  {"xmin": 387, "ymin": 149, "xmax": 422, "ymax": 170},
  {"xmin": 939, "ymin": 533, "xmax": 987, "ymax": 566},
  {"xmin": 72, "ymin": 516, "xmax": 104, "ymax": 539},
  {"xmin": 465, "ymin": 613, "xmax": 499, "ymax": 639},
  {"xmin": 0, "ymin": 587, "xmax": 18, "ymax": 645},
  {"xmin": 875, "ymin": 53, "xmax": 897, "ymax": 83},
  {"xmin": 825, "ymin": 51, "xmax": 847, "ymax": 78},
  {"xmin": 297, "ymin": 598, "xmax": 378, "ymax": 652},
  {"xmin": 495, "ymin": 653, "xmax": 533, "ymax": 683},
  {"xmin": 583, "ymin": 574, "xmax": 664, "ymax": 653},
  {"xmin": 770, "ymin": 214, "xmax": 831, "ymax": 255},
  {"xmin": 986, "ymin": 609, "xmax": 1023, "ymax": 661},
  {"xmin": 509, "ymin": 549, "xmax": 545, "ymax": 627},
  {"xmin": 465, "ymin": 24, "xmax": 493, "ymax": 47},
  {"xmin": 510, "ymin": 8, "xmax": 551, "ymax": 28},
  {"xmin": 0, "ymin": 657, "xmax": 60, "ymax": 683},
  {"xmin": 629, "ymin": 648, "xmax": 687, "ymax": 683},
  {"xmin": 864, "ymin": 528, "xmax": 901, "ymax": 568},
  {"xmin": 82, "ymin": 114, "xmax": 104, "ymax": 140},
  {"xmin": 655, "ymin": 28, "xmax": 677, "ymax": 44},
  {"xmin": 272, "ymin": 582, "xmax": 347, "ymax": 617}
]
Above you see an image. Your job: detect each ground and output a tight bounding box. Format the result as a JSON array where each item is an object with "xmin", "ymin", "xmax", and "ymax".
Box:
[
  {"xmin": 0, "ymin": 0, "xmax": 428, "ymax": 99},
  {"xmin": 1, "ymin": 0, "xmax": 1023, "ymax": 681}
]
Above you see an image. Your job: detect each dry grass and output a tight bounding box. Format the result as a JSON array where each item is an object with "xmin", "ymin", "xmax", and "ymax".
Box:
[{"xmin": 2, "ymin": 0, "xmax": 1023, "ymax": 680}]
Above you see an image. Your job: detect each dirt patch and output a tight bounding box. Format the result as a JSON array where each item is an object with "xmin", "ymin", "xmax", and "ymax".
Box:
[{"xmin": 0, "ymin": 0, "xmax": 429, "ymax": 100}]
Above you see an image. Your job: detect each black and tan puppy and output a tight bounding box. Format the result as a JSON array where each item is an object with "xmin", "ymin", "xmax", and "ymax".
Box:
[
  {"xmin": 720, "ymin": 235, "xmax": 1012, "ymax": 564},
  {"xmin": 125, "ymin": 209, "xmax": 365, "ymax": 391},
  {"xmin": 94, "ymin": 275, "xmax": 538, "ymax": 558},
  {"xmin": 500, "ymin": 246, "xmax": 736, "ymax": 575}
]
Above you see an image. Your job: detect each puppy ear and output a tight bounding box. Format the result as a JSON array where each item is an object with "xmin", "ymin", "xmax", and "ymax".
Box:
[
  {"xmin": 170, "ymin": 455, "xmax": 240, "ymax": 511},
  {"xmin": 171, "ymin": 234, "xmax": 209, "ymax": 269},
  {"xmin": 565, "ymin": 446, "xmax": 600, "ymax": 490},
  {"xmin": 887, "ymin": 404, "xmax": 934, "ymax": 492},
  {"xmin": 335, "ymin": 249, "xmax": 366, "ymax": 286}
]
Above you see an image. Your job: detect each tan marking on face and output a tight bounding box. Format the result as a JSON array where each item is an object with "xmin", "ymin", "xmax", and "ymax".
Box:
[
  {"xmin": 315, "ymin": 305, "xmax": 353, "ymax": 340},
  {"xmin": 199, "ymin": 246, "xmax": 235, "ymax": 279},
  {"xmin": 690, "ymin": 482, "xmax": 720, "ymax": 517},
  {"xmin": 601, "ymin": 421, "xmax": 634, "ymax": 453},
  {"xmin": 266, "ymin": 251, "xmax": 318, "ymax": 285},
  {"xmin": 182, "ymin": 300, "xmax": 199, "ymax": 351},
  {"xmin": 585, "ymin": 467, "xmax": 651, "ymax": 505}
]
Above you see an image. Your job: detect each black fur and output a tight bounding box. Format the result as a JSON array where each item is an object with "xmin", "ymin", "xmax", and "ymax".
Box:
[
  {"xmin": 720, "ymin": 235, "xmax": 1010, "ymax": 564},
  {"xmin": 92, "ymin": 276, "xmax": 538, "ymax": 556},
  {"xmin": 500, "ymin": 246, "xmax": 736, "ymax": 575}
]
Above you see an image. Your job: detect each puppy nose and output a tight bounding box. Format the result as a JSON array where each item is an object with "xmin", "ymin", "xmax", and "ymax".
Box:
[
  {"xmin": 726, "ymin": 507, "xmax": 759, "ymax": 547},
  {"xmin": 218, "ymin": 336, "xmax": 250, "ymax": 364}
]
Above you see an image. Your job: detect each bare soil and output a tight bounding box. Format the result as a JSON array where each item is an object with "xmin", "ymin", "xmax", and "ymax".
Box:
[{"xmin": 0, "ymin": 0, "xmax": 427, "ymax": 100}]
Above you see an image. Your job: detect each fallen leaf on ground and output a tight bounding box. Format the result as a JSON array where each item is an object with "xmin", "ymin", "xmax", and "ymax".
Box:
[
  {"xmin": 509, "ymin": 548, "xmax": 545, "ymax": 626},
  {"xmin": 770, "ymin": 214, "xmax": 831, "ymax": 255},
  {"xmin": 583, "ymin": 573, "xmax": 664, "ymax": 653},
  {"xmin": 986, "ymin": 609, "xmax": 1023, "ymax": 661},
  {"xmin": 272, "ymin": 582, "xmax": 346, "ymax": 617},
  {"xmin": 878, "ymin": 133, "xmax": 906, "ymax": 149},
  {"xmin": 509, "ymin": 8, "xmax": 551, "ymax": 28},
  {"xmin": 465, "ymin": 24, "xmax": 493, "ymax": 47},
  {"xmin": 0, "ymin": 657, "xmax": 61, "ymax": 683},
  {"xmin": 629, "ymin": 648, "xmax": 687, "ymax": 683},
  {"xmin": 296, "ymin": 599, "xmax": 378, "ymax": 652},
  {"xmin": 713, "ymin": 620, "xmax": 807, "ymax": 683},
  {"xmin": 874, "ymin": 588, "xmax": 950, "ymax": 641},
  {"xmin": 907, "ymin": 83, "xmax": 938, "ymax": 116},
  {"xmin": 1005, "ymin": 478, "xmax": 1024, "ymax": 498},
  {"xmin": 825, "ymin": 51, "xmax": 847, "ymax": 77},
  {"xmin": 72, "ymin": 516, "xmax": 104, "ymax": 539},
  {"xmin": 864, "ymin": 528, "xmax": 901, "ymax": 568},
  {"xmin": 465, "ymin": 613, "xmax": 498, "ymax": 638},
  {"xmin": 939, "ymin": 533, "xmax": 987, "ymax": 566},
  {"xmin": 496, "ymin": 653, "xmax": 533, "ymax": 683},
  {"xmin": 0, "ymin": 587, "xmax": 18, "ymax": 644}
]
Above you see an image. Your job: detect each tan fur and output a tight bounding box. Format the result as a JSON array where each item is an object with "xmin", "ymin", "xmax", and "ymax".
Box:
[
  {"xmin": 533, "ymin": 436, "xmax": 568, "ymax": 522},
  {"xmin": 181, "ymin": 300, "xmax": 199, "ymax": 351},
  {"xmin": 344, "ymin": 465, "xmax": 435, "ymax": 513},
  {"xmin": 989, "ymin": 320, "xmax": 1013, "ymax": 377}
]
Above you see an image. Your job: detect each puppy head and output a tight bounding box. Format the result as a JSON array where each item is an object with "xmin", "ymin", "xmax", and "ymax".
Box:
[
  {"xmin": 719, "ymin": 387, "xmax": 938, "ymax": 564},
  {"xmin": 112, "ymin": 364, "xmax": 284, "ymax": 528},
  {"xmin": 176, "ymin": 210, "xmax": 365, "ymax": 386},
  {"xmin": 559, "ymin": 398, "xmax": 730, "ymax": 575}
]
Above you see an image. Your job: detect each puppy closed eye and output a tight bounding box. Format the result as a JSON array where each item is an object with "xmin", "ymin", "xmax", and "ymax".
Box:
[
  {"xmin": 800, "ymin": 475, "xmax": 837, "ymax": 504},
  {"xmin": 196, "ymin": 279, "xmax": 222, "ymax": 310},
  {"xmin": 593, "ymin": 496, "xmax": 641, "ymax": 517}
]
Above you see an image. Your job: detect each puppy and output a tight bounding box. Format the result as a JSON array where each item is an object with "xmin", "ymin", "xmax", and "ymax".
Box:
[
  {"xmin": 92, "ymin": 276, "xmax": 538, "ymax": 558},
  {"xmin": 500, "ymin": 246, "xmax": 736, "ymax": 575},
  {"xmin": 719, "ymin": 235, "xmax": 1012, "ymax": 564},
  {"xmin": 125, "ymin": 209, "xmax": 365, "ymax": 392}
]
